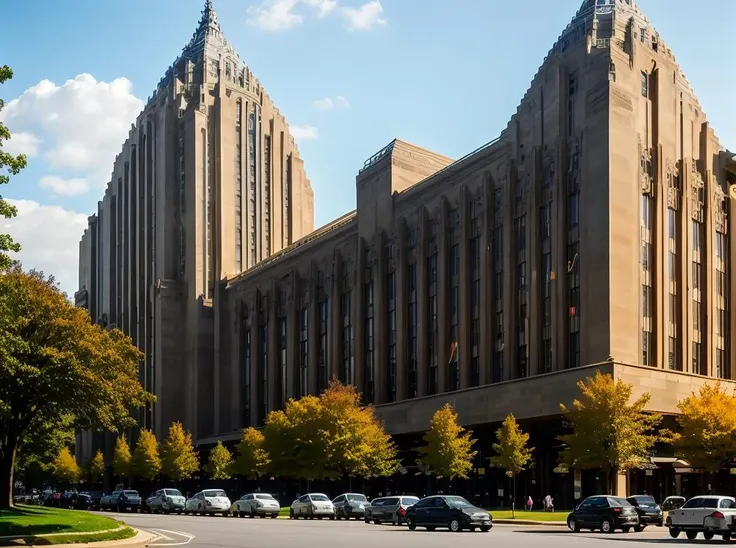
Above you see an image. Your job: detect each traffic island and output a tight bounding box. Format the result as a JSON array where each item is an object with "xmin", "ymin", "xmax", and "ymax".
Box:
[{"xmin": 0, "ymin": 505, "xmax": 138, "ymax": 546}]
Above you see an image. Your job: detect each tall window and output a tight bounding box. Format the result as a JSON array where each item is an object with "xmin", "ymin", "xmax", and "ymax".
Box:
[
  {"xmin": 407, "ymin": 260, "xmax": 418, "ymax": 398},
  {"xmin": 667, "ymin": 207, "xmax": 680, "ymax": 370},
  {"xmin": 515, "ymin": 214, "xmax": 528, "ymax": 378},
  {"xmin": 364, "ymin": 263, "xmax": 375, "ymax": 403},
  {"xmin": 248, "ymin": 109, "xmax": 257, "ymax": 266},
  {"xmin": 448, "ymin": 209, "xmax": 460, "ymax": 392},
  {"xmin": 205, "ymin": 129, "xmax": 214, "ymax": 296},
  {"xmin": 279, "ymin": 316, "xmax": 287, "ymax": 408},
  {"xmin": 692, "ymin": 219, "xmax": 704, "ymax": 374},
  {"xmin": 469, "ymin": 201, "xmax": 481, "ymax": 387},
  {"xmin": 284, "ymin": 153, "xmax": 292, "ymax": 246},
  {"xmin": 235, "ymin": 100, "xmax": 243, "ymax": 272},
  {"xmin": 716, "ymin": 231, "xmax": 729, "ymax": 378},
  {"xmin": 258, "ymin": 321, "xmax": 268, "ymax": 423},
  {"xmin": 641, "ymin": 193, "xmax": 654, "ymax": 366},
  {"xmin": 387, "ymin": 268, "xmax": 397, "ymax": 402},
  {"xmin": 427, "ymin": 222, "xmax": 439, "ymax": 395},
  {"xmin": 541, "ymin": 252, "xmax": 552, "ymax": 373},
  {"xmin": 318, "ymin": 299, "xmax": 328, "ymax": 391},
  {"xmin": 299, "ymin": 307, "xmax": 308, "ymax": 396},
  {"xmin": 568, "ymin": 242, "xmax": 580, "ymax": 368},
  {"xmin": 341, "ymin": 269, "xmax": 353, "ymax": 385},
  {"xmin": 264, "ymin": 135, "xmax": 271, "ymax": 256},
  {"xmin": 568, "ymin": 73, "xmax": 577, "ymax": 137},
  {"xmin": 492, "ymin": 224, "xmax": 504, "ymax": 382},
  {"xmin": 242, "ymin": 327, "xmax": 251, "ymax": 427}
]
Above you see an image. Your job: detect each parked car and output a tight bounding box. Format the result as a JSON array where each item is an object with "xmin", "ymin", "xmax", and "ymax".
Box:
[
  {"xmin": 666, "ymin": 495, "xmax": 736, "ymax": 541},
  {"xmin": 365, "ymin": 495, "xmax": 419, "ymax": 525},
  {"xmin": 626, "ymin": 495, "xmax": 663, "ymax": 529},
  {"xmin": 82, "ymin": 491, "xmax": 104, "ymax": 510},
  {"xmin": 566, "ymin": 495, "xmax": 639, "ymax": 533},
  {"xmin": 112, "ymin": 490, "xmax": 142, "ymax": 512},
  {"xmin": 405, "ymin": 495, "xmax": 492, "ymax": 532},
  {"xmin": 230, "ymin": 493, "xmax": 280, "ymax": 518},
  {"xmin": 289, "ymin": 493, "xmax": 335, "ymax": 520},
  {"xmin": 147, "ymin": 489, "xmax": 186, "ymax": 514},
  {"xmin": 333, "ymin": 493, "xmax": 368, "ymax": 520},
  {"xmin": 184, "ymin": 489, "xmax": 231, "ymax": 516}
]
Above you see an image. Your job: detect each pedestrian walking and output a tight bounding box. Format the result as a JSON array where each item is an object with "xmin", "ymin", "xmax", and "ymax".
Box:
[
  {"xmin": 526, "ymin": 496, "xmax": 533, "ymax": 511},
  {"xmin": 544, "ymin": 494, "xmax": 554, "ymax": 512}
]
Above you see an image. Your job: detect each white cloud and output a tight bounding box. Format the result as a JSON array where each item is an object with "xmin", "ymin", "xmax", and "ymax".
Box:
[
  {"xmin": 39, "ymin": 175, "xmax": 90, "ymax": 197},
  {"xmin": 248, "ymin": 0, "xmax": 383, "ymax": 31},
  {"xmin": 2, "ymin": 131, "xmax": 41, "ymax": 157},
  {"xmin": 290, "ymin": 125, "xmax": 319, "ymax": 141},
  {"xmin": 0, "ymin": 74, "xmax": 143, "ymax": 186},
  {"xmin": 2, "ymin": 199, "xmax": 88, "ymax": 297},
  {"xmin": 342, "ymin": 0, "xmax": 387, "ymax": 30},
  {"xmin": 314, "ymin": 95, "xmax": 350, "ymax": 111}
]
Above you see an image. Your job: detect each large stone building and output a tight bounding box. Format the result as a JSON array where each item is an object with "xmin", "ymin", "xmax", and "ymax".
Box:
[
  {"xmin": 75, "ymin": 0, "xmax": 314, "ymax": 451},
  {"xmin": 206, "ymin": 0, "xmax": 736, "ymax": 501}
]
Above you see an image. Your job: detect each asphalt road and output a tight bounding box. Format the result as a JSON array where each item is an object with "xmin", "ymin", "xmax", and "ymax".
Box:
[{"xmin": 113, "ymin": 512, "xmax": 714, "ymax": 548}]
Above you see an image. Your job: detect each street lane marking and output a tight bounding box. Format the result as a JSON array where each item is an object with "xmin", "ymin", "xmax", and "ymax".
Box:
[{"xmin": 147, "ymin": 528, "xmax": 195, "ymax": 546}]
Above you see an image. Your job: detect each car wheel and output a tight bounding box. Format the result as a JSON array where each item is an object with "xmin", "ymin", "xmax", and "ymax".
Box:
[
  {"xmin": 329, "ymin": 515, "xmax": 335, "ymax": 521},
  {"xmin": 222, "ymin": 511, "xmax": 229, "ymax": 517},
  {"xmin": 374, "ymin": 519, "xmax": 382, "ymax": 525},
  {"xmin": 634, "ymin": 524, "xmax": 644, "ymax": 532},
  {"xmin": 622, "ymin": 526, "xmax": 631, "ymax": 533},
  {"xmin": 567, "ymin": 516, "xmax": 580, "ymax": 532},
  {"xmin": 686, "ymin": 531, "xmax": 697, "ymax": 540},
  {"xmin": 259, "ymin": 514, "xmax": 266, "ymax": 519},
  {"xmin": 480, "ymin": 525, "xmax": 491, "ymax": 532},
  {"xmin": 449, "ymin": 519, "xmax": 461, "ymax": 532},
  {"xmin": 364, "ymin": 516, "xmax": 371, "ymax": 524},
  {"xmin": 271, "ymin": 513, "xmax": 278, "ymax": 519},
  {"xmin": 407, "ymin": 518, "xmax": 416, "ymax": 531},
  {"xmin": 290, "ymin": 509, "xmax": 295, "ymax": 520},
  {"xmin": 703, "ymin": 531, "xmax": 715, "ymax": 541},
  {"xmin": 600, "ymin": 518, "xmax": 614, "ymax": 534}
]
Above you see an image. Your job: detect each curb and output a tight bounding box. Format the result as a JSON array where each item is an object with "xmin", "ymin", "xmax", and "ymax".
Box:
[
  {"xmin": 0, "ymin": 526, "xmax": 157, "ymax": 548},
  {"xmin": 494, "ymin": 519, "xmax": 568, "ymax": 527}
]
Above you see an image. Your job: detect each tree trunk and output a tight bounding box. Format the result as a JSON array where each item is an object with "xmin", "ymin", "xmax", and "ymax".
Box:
[
  {"xmin": 0, "ymin": 438, "xmax": 18, "ymax": 509},
  {"xmin": 512, "ymin": 475, "xmax": 516, "ymax": 519}
]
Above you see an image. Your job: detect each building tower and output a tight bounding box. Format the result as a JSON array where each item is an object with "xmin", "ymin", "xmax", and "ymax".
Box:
[{"xmin": 75, "ymin": 0, "xmax": 314, "ymax": 453}]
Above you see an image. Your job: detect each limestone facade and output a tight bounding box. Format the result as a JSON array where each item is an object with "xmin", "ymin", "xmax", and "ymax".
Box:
[
  {"xmin": 214, "ymin": 0, "xmax": 736, "ymax": 440},
  {"xmin": 75, "ymin": 0, "xmax": 314, "ymax": 446}
]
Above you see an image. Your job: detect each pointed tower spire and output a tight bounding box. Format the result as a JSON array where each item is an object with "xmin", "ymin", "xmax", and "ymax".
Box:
[
  {"xmin": 181, "ymin": 0, "xmax": 227, "ymax": 61},
  {"xmin": 199, "ymin": 0, "xmax": 220, "ymax": 32}
]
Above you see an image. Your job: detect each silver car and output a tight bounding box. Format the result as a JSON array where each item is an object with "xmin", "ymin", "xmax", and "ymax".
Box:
[
  {"xmin": 333, "ymin": 493, "xmax": 368, "ymax": 520},
  {"xmin": 184, "ymin": 489, "xmax": 231, "ymax": 516},
  {"xmin": 290, "ymin": 493, "xmax": 335, "ymax": 520},
  {"xmin": 366, "ymin": 495, "xmax": 420, "ymax": 525},
  {"xmin": 231, "ymin": 493, "xmax": 280, "ymax": 518},
  {"xmin": 147, "ymin": 488, "xmax": 186, "ymax": 514}
]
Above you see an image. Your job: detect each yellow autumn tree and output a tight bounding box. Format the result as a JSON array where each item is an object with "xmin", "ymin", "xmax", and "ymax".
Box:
[
  {"xmin": 233, "ymin": 427, "xmax": 270, "ymax": 479},
  {"xmin": 417, "ymin": 403, "xmax": 476, "ymax": 480},
  {"xmin": 133, "ymin": 429, "xmax": 161, "ymax": 481},
  {"xmin": 53, "ymin": 447, "xmax": 81, "ymax": 484},
  {"xmin": 559, "ymin": 371, "xmax": 664, "ymax": 494},
  {"xmin": 161, "ymin": 422, "xmax": 199, "ymax": 481},
  {"xmin": 112, "ymin": 436, "xmax": 132, "ymax": 481},
  {"xmin": 88, "ymin": 449, "xmax": 106, "ymax": 485},
  {"xmin": 673, "ymin": 382, "xmax": 736, "ymax": 473},
  {"xmin": 205, "ymin": 441, "xmax": 233, "ymax": 480},
  {"xmin": 491, "ymin": 413, "xmax": 533, "ymax": 513}
]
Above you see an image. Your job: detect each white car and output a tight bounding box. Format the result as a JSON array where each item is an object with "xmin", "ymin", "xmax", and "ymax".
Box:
[
  {"xmin": 667, "ymin": 495, "xmax": 736, "ymax": 541},
  {"xmin": 184, "ymin": 489, "xmax": 232, "ymax": 516},
  {"xmin": 290, "ymin": 493, "xmax": 335, "ymax": 520},
  {"xmin": 147, "ymin": 488, "xmax": 186, "ymax": 514},
  {"xmin": 231, "ymin": 493, "xmax": 280, "ymax": 518}
]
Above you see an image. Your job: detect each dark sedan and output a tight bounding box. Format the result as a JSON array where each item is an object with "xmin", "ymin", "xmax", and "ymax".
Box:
[
  {"xmin": 626, "ymin": 495, "xmax": 663, "ymax": 529},
  {"xmin": 567, "ymin": 495, "xmax": 639, "ymax": 533},
  {"xmin": 405, "ymin": 495, "xmax": 492, "ymax": 532}
]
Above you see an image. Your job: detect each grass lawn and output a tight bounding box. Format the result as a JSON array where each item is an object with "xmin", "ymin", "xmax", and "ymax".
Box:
[
  {"xmin": 278, "ymin": 507, "xmax": 290, "ymax": 517},
  {"xmin": 0, "ymin": 505, "xmax": 130, "ymax": 540},
  {"xmin": 490, "ymin": 510, "xmax": 569, "ymax": 521}
]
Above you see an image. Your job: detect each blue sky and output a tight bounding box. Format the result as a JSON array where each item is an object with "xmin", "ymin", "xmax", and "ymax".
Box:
[{"xmin": 1, "ymin": 0, "xmax": 734, "ymax": 295}]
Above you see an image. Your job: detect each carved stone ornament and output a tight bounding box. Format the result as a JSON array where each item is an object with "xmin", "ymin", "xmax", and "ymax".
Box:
[
  {"xmin": 713, "ymin": 182, "xmax": 728, "ymax": 234},
  {"xmin": 665, "ymin": 160, "xmax": 680, "ymax": 210},
  {"xmin": 690, "ymin": 165, "xmax": 705, "ymax": 221},
  {"xmin": 640, "ymin": 142, "xmax": 653, "ymax": 195}
]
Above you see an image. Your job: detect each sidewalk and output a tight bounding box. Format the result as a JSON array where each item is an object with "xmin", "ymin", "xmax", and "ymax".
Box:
[{"xmin": 0, "ymin": 527, "xmax": 158, "ymax": 548}]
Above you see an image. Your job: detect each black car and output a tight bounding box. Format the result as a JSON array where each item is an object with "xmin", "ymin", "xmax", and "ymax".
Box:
[
  {"xmin": 567, "ymin": 495, "xmax": 639, "ymax": 533},
  {"xmin": 626, "ymin": 495, "xmax": 663, "ymax": 529},
  {"xmin": 114, "ymin": 490, "xmax": 143, "ymax": 512},
  {"xmin": 405, "ymin": 495, "xmax": 492, "ymax": 532}
]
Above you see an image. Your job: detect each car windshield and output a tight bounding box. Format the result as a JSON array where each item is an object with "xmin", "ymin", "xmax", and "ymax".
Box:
[
  {"xmin": 347, "ymin": 495, "xmax": 367, "ymax": 502},
  {"xmin": 608, "ymin": 497, "xmax": 633, "ymax": 507},
  {"xmin": 402, "ymin": 497, "xmax": 419, "ymax": 504},
  {"xmin": 165, "ymin": 489, "xmax": 182, "ymax": 497},
  {"xmin": 124, "ymin": 491, "xmax": 138, "ymax": 496},
  {"xmin": 311, "ymin": 495, "xmax": 330, "ymax": 502},
  {"xmin": 256, "ymin": 494, "xmax": 275, "ymax": 500},
  {"xmin": 204, "ymin": 490, "xmax": 227, "ymax": 498},
  {"xmin": 631, "ymin": 496, "xmax": 656, "ymax": 505},
  {"xmin": 445, "ymin": 496, "xmax": 474, "ymax": 509}
]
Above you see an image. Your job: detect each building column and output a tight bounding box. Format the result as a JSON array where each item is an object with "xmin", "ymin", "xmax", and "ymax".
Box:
[
  {"xmin": 416, "ymin": 210, "xmax": 428, "ymax": 396},
  {"xmin": 459, "ymin": 187, "xmax": 471, "ymax": 388},
  {"xmin": 528, "ymin": 148, "xmax": 542, "ymax": 377},
  {"xmin": 479, "ymin": 173, "xmax": 492, "ymax": 385},
  {"xmin": 395, "ymin": 221, "xmax": 407, "ymax": 400},
  {"xmin": 354, "ymin": 240, "xmax": 366, "ymax": 396},
  {"xmin": 374, "ymin": 232, "xmax": 387, "ymax": 403}
]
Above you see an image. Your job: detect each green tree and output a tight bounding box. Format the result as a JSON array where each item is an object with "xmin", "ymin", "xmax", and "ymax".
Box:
[
  {"xmin": 205, "ymin": 441, "xmax": 233, "ymax": 480},
  {"xmin": 319, "ymin": 381, "xmax": 399, "ymax": 482},
  {"xmin": 417, "ymin": 403, "xmax": 477, "ymax": 481},
  {"xmin": 233, "ymin": 427, "xmax": 270, "ymax": 479},
  {"xmin": 558, "ymin": 371, "xmax": 664, "ymax": 494},
  {"xmin": 0, "ymin": 65, "xmax": 26, "ymax": 270},
  {"xmin": 88, "ymin": 450, "xmax": 106, "ymax": 485},
  {"xmin": 133, "ymin": 429, "xmax": 161, "ymax": 481},
  {"xmin": 14, "ymin": 413, "xmax": 75, "ymax": 476},
  {"xmin": 673, "ymin": 382, "xmax": 736, "ymax": 473},
  {"xmin": 0, "ymin": 267, "xmax": 153, "ymax": 507},
  {"xmin": 490, "ymin": 413, "xmax": 533, "ymax": 515},
  {"xmin": 161, "ymin": 422, "xmax": 199, "ymax": 481},
  {"xmin": 53, "ymin": 448, "xmax": 81, "ymax": 485},
  {"xmin": 113, "ymin": 437, "xmax": 132, "ymax": 481}
]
